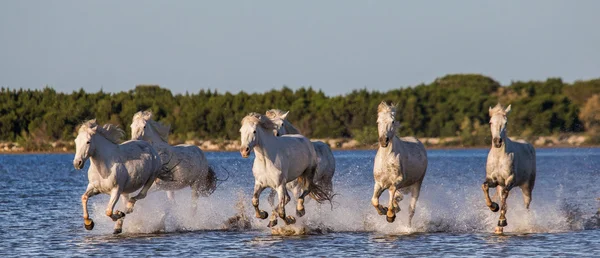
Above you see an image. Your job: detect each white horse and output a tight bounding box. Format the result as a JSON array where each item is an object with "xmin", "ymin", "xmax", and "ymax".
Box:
[
  {"xmin": 265, "ymin": 109, "xmax": 335, "ymax": 206},
  {"xmin": 73, "ymin": 119, "xmax": 166, "ymax": 234},
  {"xmin": 239, "ymin": 113, "xmax": 332, "ymax": 227},
  {"xmin": 371, "ymin": 102, "xmax": 428, "ymax": 225},
  {"xmin": 482, "ymin": 103, "xmax": 536, "ymax": 234},
  {"xmin": 131, "ymin": 111, "xmax": 217, "ymax": 211}
]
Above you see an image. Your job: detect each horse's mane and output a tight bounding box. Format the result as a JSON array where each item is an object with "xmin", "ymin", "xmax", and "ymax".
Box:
[
  {"xmin": 78, "ymin": 119, "xmax": 124, "ymax": 144},
  {"xmin": 489, "ymin": 103, "xmax": 507, "ymax": 116},
  {"xmin": 242, "ymin": 112, "xmax": 277, "ymax": 130},
  {"xmin": 265, "ymin": 109, "xmax": 301, "ymax": 134},
  {"xmin": 377, "ymin": 101, "xmax": 396, "ymax": 118},
  {"xmin": 133, "ymin": 110, "xmax": 170, "ymax": 142}
]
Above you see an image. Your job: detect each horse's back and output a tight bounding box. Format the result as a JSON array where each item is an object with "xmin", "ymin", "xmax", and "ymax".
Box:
[
  {"xmin": 278, "ymin": 134, "xmax": 318, "ymax": 176},
  {"xmin": 395, "ymin": 136, "xmax": 428, "ymax": 183},
  {"xmin": 312, "ymin": 140, "xmax": 335, "ymax": 180},
  {"xmin": 117, "ymin": 140, "xmax": 161, "ymax": 191},
  {"xmin": 510, "ymin": 139, "xmax": 536, "ymax": 180}
]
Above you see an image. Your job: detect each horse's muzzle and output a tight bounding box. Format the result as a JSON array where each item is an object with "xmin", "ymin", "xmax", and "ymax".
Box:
[
  {"xmin": 240, "ymin": 147, "xmax": 250, "ymax": 158},
  {"xmin": 73, "ymin": 159, "xmax": 84, "ymax": 170},
  {"xmin": 379, "ymin": 136, "xmax": 389, "ymax": 148},
  {"xmin": 493, "ymin": 137, "xmax": 503, "ymax": 148}
]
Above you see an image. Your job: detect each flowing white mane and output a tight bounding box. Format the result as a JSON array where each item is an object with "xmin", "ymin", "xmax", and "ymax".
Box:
[
  {"xmin": 242, "ymin": 112, "xmax": 277, "ymax": 130},
  {"xmin": 265, "ymin": 109, "xmax": 301, "ymax": 134},
  {"xmin": 133, "ymin": 110, "xmax": 171, "ymax": 142},
  {"xmin": 377, "ymin": 101, "xmax": 396, "ymax": 120},
  {"xmin": 78, "ymin": 119, "xmax": 124, "ymax": 144},
  {"xmin": 489, "ymin": 103, "xmax": 507, "ymax": 116}
]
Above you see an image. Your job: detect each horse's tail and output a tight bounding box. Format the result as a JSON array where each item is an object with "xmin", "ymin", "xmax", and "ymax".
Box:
[
  {"xmin": 198, "ymin": 165, "xmax": 218, "ymax": 197},
  {"xmin": 297, "ymin": 176, "xmax": 335, "ymax": 209}
]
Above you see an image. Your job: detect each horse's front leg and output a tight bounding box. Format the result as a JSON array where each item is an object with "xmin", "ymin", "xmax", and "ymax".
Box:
[
  {"xmin": 105, "ymin": 187, "xmax": 126, "ymax": 234},
  {"xmin": 81, "ymin": 185, "xmax": 99, "ymax": 230},
  {"xmin": 276, "ymin": 184, "xmax": 295, "ymax": 225},
  {"xmin": 371, "ymin": 183, "xmax": 387, "ymax": 216},
  {"xmin": 386, "ymin": 186, "xmax": 398, "ymax": 223},
  {"xmin": 252, "ymin": 183, "xmax": 268, "ymax": 220},
  {"xmin": 481, "ymin": 181, "xmax": 499, "ymax": 212},
  {"xmin": 497, "ymin": 175, "xmax": 515, "ymax": 231},
  {"xmin": 126, "ymin": 175, "xmax": 156, "ymax": 214}
]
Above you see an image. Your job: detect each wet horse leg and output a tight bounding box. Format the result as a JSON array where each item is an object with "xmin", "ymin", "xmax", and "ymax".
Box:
[
  {"xmin": 106, "ymin": 187, "xmax": 126, "ymax": 234},
  {"xmin": 371, "ymin": 183, "xmax": 387, "ymax": 216},
  {"xmin": 498, "ymin": 176, "xmax": 515, "ymax": 229},
  {"xmin": 481, "ymin": 181, "xmax": 499, "ymax": 212},
  {"xmin": 81, "ymin": 185, "xmax": 99, "ymax": 230},
  {"xmin": 408, "ymin": 181, "xmax": 423, "ymax": 227},
  {"xmin": 252, "ymin": 183, "xmax": 268, "ymax": 220},
  {"xmin": 386, "ymin": 186, "xmax": 397, "ymax": 223},
  {"xmin": 276, "ymin": 184, "xmax": 295, "ymax": 225}
]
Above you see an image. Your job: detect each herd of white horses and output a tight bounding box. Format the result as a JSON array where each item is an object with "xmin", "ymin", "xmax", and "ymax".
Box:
[{"xmin": 73, "ymin": 101, "xmax": 535, "ymax": 234}]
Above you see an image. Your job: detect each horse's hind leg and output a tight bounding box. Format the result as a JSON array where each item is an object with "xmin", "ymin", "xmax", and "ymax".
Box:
[
  {"xmin": 520, "ymin": 183, "xmax": 533, "ymax": 210},
  {"xmin": 126, "ymin": 176, "xmax": 156, "ymax": 214},
  {"xmin": 371, "ymin": 183, "xmax": 387, "ymax": 216},
  {"xmin": 408, "ymin": 181, "xmax": 423, "ymax": 227},
  {"xmin": 481, "ymin": 181, "xmax": 499, "ymax": 212},
  {"xmin": 106, "ymin": 187, "xmax": 126, "ymax": 234}
]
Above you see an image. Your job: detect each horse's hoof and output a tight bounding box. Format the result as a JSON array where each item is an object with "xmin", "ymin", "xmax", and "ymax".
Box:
[
  {"xmin": 296, "ymin": 208, "xmax": 305, "ymax": 217},
  {"xmin": 257, "ymin": 211, "xmax": 268, "ymax": 220},
  {"xmin": 84, "ymin": 219, "xmax": 94, "ymax": 230},
  {"xmin": 386, "ymin": 214, "xmax": 396, "ymax": 223},
  {"xmin": 267, "ymin": 220, "xmax": 278, "ymax": 228},
  {"xmin": 490, "ymin": 202, "xmax": 499, "ymax": 212},
  {"xmin": 284, "ymin": 216, "xmax": 296, "ymax": 225},
  {"xmin": 498, "ymin": 218, "xmax": 507, "ymax": 227},
  {"xmin": 494, "ymin": 226, "xmax": 504, "ymax": 234},
  {"xmin": 113, "ymin": 228, "xmax": 122, "ymax": 234}
]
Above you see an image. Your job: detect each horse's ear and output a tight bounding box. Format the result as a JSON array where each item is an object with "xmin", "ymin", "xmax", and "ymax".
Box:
[
  {"xmin": 281, "ymin": 111, "xmax": 289, "ymax": 119},
  {"xmin": 504, "ymin": 104, "xmax": 512, "ymax": 115}
]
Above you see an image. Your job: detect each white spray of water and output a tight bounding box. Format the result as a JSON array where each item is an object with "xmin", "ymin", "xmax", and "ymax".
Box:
[{"xmin": 87, "ymin": 181, "xmax": 597, "ymax": 235}]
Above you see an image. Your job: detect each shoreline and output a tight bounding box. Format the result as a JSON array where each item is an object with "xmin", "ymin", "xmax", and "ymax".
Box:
[{"xmin": 1, "ymin": 143, "xmax": 598, "ymax": 155}]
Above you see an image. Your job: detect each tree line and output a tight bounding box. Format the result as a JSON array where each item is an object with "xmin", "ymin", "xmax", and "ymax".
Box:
[{"xmin": 1, "ymin": 74, "xmax": 599, "ymax": 150}]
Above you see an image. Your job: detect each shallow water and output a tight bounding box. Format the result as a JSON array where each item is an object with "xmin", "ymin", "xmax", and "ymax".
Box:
[{"xmin": 0, "ymin": 148, "xmax": 599, "ymax": 256}]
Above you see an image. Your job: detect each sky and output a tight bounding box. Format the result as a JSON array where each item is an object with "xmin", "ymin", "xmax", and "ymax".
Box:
[{"xmin": 0, "ymin": 1, "xmax": 599, "ymax": 96}]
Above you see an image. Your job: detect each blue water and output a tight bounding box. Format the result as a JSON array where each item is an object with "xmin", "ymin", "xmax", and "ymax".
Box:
[{"xmin": 0, "ymin": 148, "xmax": 599, "ymax": 256}]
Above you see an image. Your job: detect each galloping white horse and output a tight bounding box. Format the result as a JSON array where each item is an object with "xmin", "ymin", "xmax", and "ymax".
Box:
[
  {"xmin": 265, "ymin": 109, "xmax": 336, "ymax": 205},
  {"xmin": 73, "ymin": 119, "xmax": 166, "ymax": 234},
  {"xmin": 239, "ymin": 113, "xmax": 332, "ymax": 227},
  {"xmin": 131, "ymin": 111, "xmax": 216, "ymax": 211},
  {"xmin": 371, "ymin": 102, "xmax": 428, "ymax": 225},
  {"xmin": 482, "ymin": 103, "xmax": 536, "ymax": 234}
]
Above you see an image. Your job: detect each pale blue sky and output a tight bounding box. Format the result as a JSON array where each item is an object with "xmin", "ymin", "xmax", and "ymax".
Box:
[{"xmin": 1, "ymin": 1, "xmax": 598, "ymax": 96}]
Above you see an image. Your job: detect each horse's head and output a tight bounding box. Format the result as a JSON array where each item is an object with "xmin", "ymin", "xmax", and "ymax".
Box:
[
  {"xmin": 377, "ymin": 101, "xmax": 399, "ymax": 148},
  {"xmin": 489, "ymin": 103, "xmax": 511, "ymax": 148},
  {"xmin": 265, "ymin": 109, "xmax": 289, "ymax": 136},
  {"xmin": 131, "ymin": 111, "xmax": 151, "ymax": 141},
  {"xmin": 73, "ymin": 119, "xmax": 98, "ymax": 169},
  {"xmin": 240, "ymin": 113, "xmax": 277, "ymax": 158}
]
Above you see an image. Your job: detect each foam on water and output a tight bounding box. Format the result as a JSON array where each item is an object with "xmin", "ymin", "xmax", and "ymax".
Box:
[{"xmin": 87, "ymin": 176, "xmax": 599, "ymax": 235}]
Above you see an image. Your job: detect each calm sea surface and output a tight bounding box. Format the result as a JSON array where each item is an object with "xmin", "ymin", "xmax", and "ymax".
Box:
[{"xmin": 1, "ymin": 148, "xmax": 599, "ymax": 257}]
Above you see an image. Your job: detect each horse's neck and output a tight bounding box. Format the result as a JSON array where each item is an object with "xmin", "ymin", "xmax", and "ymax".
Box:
[
  {"xmin": 148, "ymin": 130, "xmax": 172, "ymax": 153},
  {"xmin": 253, "ymin": 127, "xmax": 278, "ymax": 161},
  {"xmin": 90, "ymin": 135, "xmax": 119, "ymax": 178}
]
